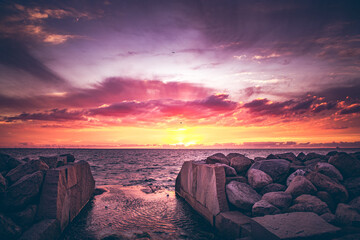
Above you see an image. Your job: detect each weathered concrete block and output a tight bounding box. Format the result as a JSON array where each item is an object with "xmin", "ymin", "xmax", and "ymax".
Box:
[
  {"xmin": 37, "ymin": 161, "xmax": 95, "ymax": 231},
  {"xmin": 6, "ymin": 160, "xmax": 48, "ymax": 184},
  {"xmin": 19, "ymin": 219, "xmax": 60, "ymax": 240},
  {"xmin": 215, "ymin": 211, "xmax": 252, "ymax": 239},
  {"xmin": 175, "ymin": 161, "xmax": 229, "ymax": 225},
  {"xmin": 251, "ymin": 212, "xmax": 340, "ymax": 240}
]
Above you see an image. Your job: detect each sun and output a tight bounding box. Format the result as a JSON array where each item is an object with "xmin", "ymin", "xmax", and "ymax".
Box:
[{"xmin": 164, "ymin": 127, "xmax": 202, "ymax": 147}]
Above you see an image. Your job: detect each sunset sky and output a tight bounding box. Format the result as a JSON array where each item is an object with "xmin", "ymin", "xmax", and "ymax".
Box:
[{"xmin": 0, "ymin": 0, "xmax": 360, "ymax": 148}]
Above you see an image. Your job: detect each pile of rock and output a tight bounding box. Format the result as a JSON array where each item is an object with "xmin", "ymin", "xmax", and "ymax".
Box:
[
  {"xmin": 205, "ymin": 151, "xmax": 360, "ymax": 230},
  {"xmin": 0, "ymin": 153, "xmax": 94, "ymax": 240}
]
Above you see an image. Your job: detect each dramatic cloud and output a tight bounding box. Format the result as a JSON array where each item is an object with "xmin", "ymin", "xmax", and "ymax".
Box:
[{"xmin": 3, "ymin": 109, "xmax": 85, "ymax": 122}]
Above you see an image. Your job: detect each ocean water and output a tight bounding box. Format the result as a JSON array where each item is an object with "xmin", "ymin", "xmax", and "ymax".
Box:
[{"xmin": 1, "ymin": 148, "xmax": 359, "ymax": 239}]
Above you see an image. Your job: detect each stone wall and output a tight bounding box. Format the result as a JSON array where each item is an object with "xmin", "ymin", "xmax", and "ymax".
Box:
[
  {"xmin": 0, "ymin": 153, "xmax": 95, "ymax": 240},
  {"xmin": 176, "ymin": 151, "xmax": 360, "ymax": 239}
]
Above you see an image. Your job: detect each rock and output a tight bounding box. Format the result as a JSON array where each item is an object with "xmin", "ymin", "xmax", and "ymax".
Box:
[
  {"xmin": 226, "ymin": 153, "xmax": 243, "ymax": 160},
  {"xmin": 215, "ymin": 163, "xmax": 237, "ymax": 176},
  {"xmin": 307, "ymin": 172, "xmax": 348, "ymax": 203},
  {"xmin": 305, "ymin": 152, "xmax": 328, "ymax": 161},
  {"xmin": 215, "ymin": 211, "xmax": 252, "ymax": 239},
  {"xmin": 317, "ymin": 191, "xmax": 336, "ymax": 212},
  {"xmin": 59, "ymin": 153, "xmax": 75, "ymax": 163},
  {"xmin": 206, "ymin": 153, "xmax": 229, "ymax": 165},
  {"xmin": 315, "ymin": 162, "xmax": 343, "ymax": 181},
  {"xmin": 250, "ymin": 159, "xmax": 290, "ymax": 183},
  {"xmin": 327, "ymin": 151, "xmax": 338, "ymax": 157},
  {"xmin": 332, "ymin": 233, "xmax": 360, "ymax": 240},
  {"xmin": 329, "ymin": 152, "xmax": 360, "ymax": 178},
  {"xmin": 260, "ymin": 183, "xmax": 286, "ymax": 195},
  {"xmin": 5, "ymin": 159, "xmax": 49, "ymax": 184},
  {"xmin": 0, "ymin": 172, "xmax": 6, "ymax": 192},
  {"xmin": 4, "ymin": 171, "xmax": 44, "ymax": 209},
  {"xmin": 254, "ymin": 157, "xmax": 266, "ymax": 161},
  {"xmin": 19, "ymin": 219, "xmax": 60, "ymax": 240},
  {"xmin": 39, "ymin": 156, "xmax": 58, "ymax": 169},
  {"xmin": 304, "ymin": 158, "xmax": 325, "ymax": 168},
  {"xmin": 229, "ymin": 155, "xmax": 252, "ymax": 174},
  {"xmin": 262, "ymin": 192, "xmax": 292, "ymax": 210},
  {"xmin": 226, "ymin": 181, "xmax": 261, "ymax": 211},
  {"xmin": 344, "ymin": 177, "xmax": 360, "ymax": 199},
  {"xmin": 351, "ymin": 151, "xmax": 360, "ymax": 160},
  {"xmin": 37, "ymin": 161, "xmax": 95, "ymax": 231},
  {"xmin": 9, "ymin": 205, "xmax": 37, "ymax": 228},
  {"xmin": 251, "ymin": 212, "xmax": 340, "ymax": 240},
  {"xmin": 297, "ymin": 152, "xmax": 306, "ymax": 161},
  {"xmin": 289, "ymin": 194, "xmax": 330, "ymax": 215},
  {"xmin": 349, "ymin": 196, "xmax": 360, "ymax": 211},
  {"xmin": 274, "ymin": 152, "xmax": 297, "ymax": 162},
  {"xmin": 320, "ymin": 212, "xmax": 336, "ymax": 224},
  {"xmin": 286, "ymin": 169, "xmax": 307, "ymax": 186},
  {"xmin": 0, "ymin": 153, "xmax": 23, "ymax": 174},
  {"xmin": 252, "ymin": 200, "xmax": 280, "ymax": 217},
  {"xmin": 175, "ymin": 161, "xmax": 229, "ymax": 225},
  {"xmin": 226, "ymin": 176, "xmax": 247, "ymax": 184},
  {"xmin": 285, "ymin": 176, "xmax": 317, "ymax": 198},
  {"xmin": 266, "ymin": 154, "xmax": 277, "ymax": 159},
  {"xmin": 335, "ymin": 203, "xmax": 360, "ymax": 227},
  {"xmin": 0, "ymin": 213, "xmax": 22, "ymax": 239},
  {"xmin": 247, "ymin": 169, "xmax": 272, "ymax": 190}
]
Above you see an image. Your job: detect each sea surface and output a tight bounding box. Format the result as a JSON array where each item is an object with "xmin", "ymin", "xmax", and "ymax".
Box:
[{"xmin": 1, "ymin": 148, "xmax": 359, "ymax": 239}]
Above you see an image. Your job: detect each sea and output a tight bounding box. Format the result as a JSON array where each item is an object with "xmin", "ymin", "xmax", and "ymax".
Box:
[{"xmin": 1, "ymin": 148, "xmax": 359, "ymax": 240}]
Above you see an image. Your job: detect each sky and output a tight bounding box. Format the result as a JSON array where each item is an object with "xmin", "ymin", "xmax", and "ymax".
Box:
[{"xmin": 0, "ymin": 0, "xmax": 360, "ymax": 148}]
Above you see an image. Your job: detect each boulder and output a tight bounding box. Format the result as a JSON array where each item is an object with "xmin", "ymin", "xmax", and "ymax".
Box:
[
  {"xmin": 349, "ymin": 196, "xmax": 360, "ymax": 211},
  {"xmin": 327, "ymin": 151, "xmax": 338, "ymax": 157},
  {"xmin": 252, "ymin": 200, "xmax": 280, "ymax": 217},
  {"xmin": 9, "ymin": 205, "xmax": 37, "ymax": 228},
  {"xmin": 254, "ymin": 157, "xmax": 266, "ymax": 161},
  {"xmin": 19, "ymin": 219, "xmax": 60, "ymax": 240},
  {"xmin": 4, "ymin": 171, "xmax": 44, "ymax": 209},
  {"xmin": 0, "ymin": 153, "xmax": 23, "ymax": 174},
  {"xmin": 206, "ymin": 153, "xmax": 229, "ymax": 165},
  {"xmin": 304, "ymin": 158, "xmax": 326, "ymax": 168},
  {"xmin": 262, "ymin": 192, "xmax": 292, "ymax": 210},
  {"xmin": 343, "ymin": 177, "xmax": 360, "ymax": 199},
  {"xmin": 335, "ymin": 203, "xmax": 360, "ymax": 227},
  {"xmin": 215, "ymin": 163, "xmax": 237, "ymax": 176},
  {"xmin": 274, "ymin": 152, "xmax": 297, "ymax": 162},
  {"xmin": 329, "ymin": 152, "xmax": 360, "ymax": 178},
  {"xmin": 229, "ymin": 155, "xmax": 252, "ymax": 174},
  {"xmin": 315, "ymin": 162, "xmax": 343, "ymax": 181},
  {"xmin": 297, "ymin": 152, "xmax": 306, "ymax": 161},
  {"xmin": 289, "ymin": 194, "xmax": 330, "ymax": 215},
  {"xmin": 39, "ymin": 156, "xmax": 59, "ymax": 169},
  {"xmin": 226, "ymin": 176, "xmax": 247, "ymax": 184},
  {"xmin": 305, "ymin": 152, "xmax": 328, "ymax": 161},
  {"xmin": 317, "ymin": 191, "xmax": 336, "ymax": 211},
  {"xmin": 0, "ymin": 213, "xmax": 22, "ymax": 239},
  {"xmin": 6, "ymin": 159, "xmax": 49, "ymax": 184},
  {"xmin": 247, "ymin": 169, "xmax": 272, "ymax": 190},
  {"xmin": 59, "ymin": 153, "xmax": 75, "ymax": 163},
  {"xmin": 260, "ymin": 183, "xmax": 286, "ymax": 195},
  {"xmin": 226, "ymin": 153, "xmax": 243, "ymax": 160},
  {"xmin": 0, "ymin": 172, "xmax": 6, "ymax": 192},
  {"xmin": 320, "ymin": 212, "xmax": 336, "ymax": 224},
  {"xmin": 251, "ymin": 212, "xmax": 340, "ymax": 240},
  {"xmin": 306, "ymin": 172, "xmax": 348, "ymax": 203},
  {"xmin": 285, "ymin": 176, "xmax": 317, "ymax": 198},
  {"xmin": 286, "ymin": 169, "xmax": 307, "ymax": 186},
  {"xmin": 250, "ymin": 159, "xmax": 291, "ymax": 183},
  {"xmin": 332, "ymin": 234, "xmax": 360, "ymax": 240},
  {"xmin": 226, "ymin": 181, "xmax": 261, "ymax": 211}
]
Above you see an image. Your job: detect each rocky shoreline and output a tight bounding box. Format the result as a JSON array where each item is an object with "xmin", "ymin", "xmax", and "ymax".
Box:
[
  {"xmin": 176, "ymin": 151, "xmax": 360, "ymax": 240},
  {"xmin": 0, "ymin": 153, "xmax": 95, "ymax": 240}
]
